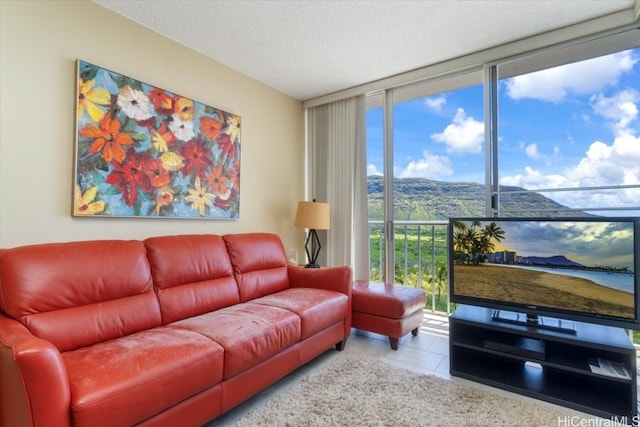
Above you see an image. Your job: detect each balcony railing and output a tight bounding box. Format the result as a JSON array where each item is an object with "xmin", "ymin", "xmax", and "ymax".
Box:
[{"xmin": 368, "ymin": 220, "xmax": 452, "ymax": 314}]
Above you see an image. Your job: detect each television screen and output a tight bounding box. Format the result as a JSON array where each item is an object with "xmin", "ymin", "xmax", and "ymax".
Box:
[{"xmin": 449, "ymin": 217, "xmax": 640, "ymax": 329}]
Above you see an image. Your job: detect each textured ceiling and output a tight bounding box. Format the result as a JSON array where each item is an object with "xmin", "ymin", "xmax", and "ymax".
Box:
[{"xmin": 94, "ymin": 0, "xmax": 637, "ymax": 101}]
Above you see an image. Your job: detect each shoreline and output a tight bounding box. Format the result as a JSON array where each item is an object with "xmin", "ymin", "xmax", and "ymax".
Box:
[
  {"xmin": 495, "ymin": 263, "xmax": 633, "ymax": 293},
  {"xmin": 454, "ymin": 264, "xmax": 634, "ymax": 319}
]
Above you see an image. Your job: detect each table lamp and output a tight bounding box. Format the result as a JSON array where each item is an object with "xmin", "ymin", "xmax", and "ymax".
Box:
[{"xmin": 294, "ymin": 200, "xmax": 330, "ymax": 268}]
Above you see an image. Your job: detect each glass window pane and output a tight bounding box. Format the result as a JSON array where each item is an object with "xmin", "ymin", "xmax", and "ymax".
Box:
[
  {"xmin": 391, "ymin": 83, "xmax": 484, "ymax": 220},
  {"xmin": 497, "ymin": 47, "xmax": 640, "ymax": 216}
]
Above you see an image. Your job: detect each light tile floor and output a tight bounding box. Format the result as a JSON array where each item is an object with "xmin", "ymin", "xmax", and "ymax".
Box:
[{"xmin": 207, "ymin": 313, "xmax": 636, "ymax": 426}]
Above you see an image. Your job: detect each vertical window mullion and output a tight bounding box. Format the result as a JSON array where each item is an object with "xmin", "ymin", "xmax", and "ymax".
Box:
[
  {"xmin": 383, "ymin": 90, "xmax": 395, "ymax": 284},
  {"xmin": 485, "ymin": 65, "xmax": 499, "ymax": 217}
]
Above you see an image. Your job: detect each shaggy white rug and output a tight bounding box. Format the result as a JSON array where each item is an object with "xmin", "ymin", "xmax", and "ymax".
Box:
[{"xmin": 232, "ymin": 354, "xmax": 575, "ymax": 426}]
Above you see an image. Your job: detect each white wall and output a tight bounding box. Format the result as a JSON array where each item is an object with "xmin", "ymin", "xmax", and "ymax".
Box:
[{"xmin": 0, "ymin": 1, "xmax": 306, "ymax": 251}]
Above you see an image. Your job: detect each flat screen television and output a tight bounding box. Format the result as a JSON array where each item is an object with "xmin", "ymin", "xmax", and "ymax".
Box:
[{"xmin": 448, "ymin": 217, "xmax": 640, "ymax": 332}]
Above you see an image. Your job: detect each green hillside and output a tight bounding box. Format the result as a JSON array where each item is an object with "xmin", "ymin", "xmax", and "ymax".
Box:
[{"xmin": 367, "ymin": 175, "xmax": 582, "ymax": 220}]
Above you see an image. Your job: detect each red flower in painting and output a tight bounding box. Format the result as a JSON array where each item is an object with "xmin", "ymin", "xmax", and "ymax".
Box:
[
  {"xmin": 228, "ymin": 158, "xmax": 240, "ymax": 191},
  {"xmin": 106, "ymin": 148, "xmax": 153, "ymax": 206},
  {"xmin": 148, "ymin": 88, "xmax": 174, "ymax": 115},
  {"xmin": 200, "ymin": 116, "xmax": 223, "ymax": 141},
  {"xmin": 179, "ymin": 138, "xmax": 213, "ymax": 179},
  {"xmin": 216, "ymin": 133, "xmax": 238, "ymax": 160},
  {"xmin": 80, "ymin": 114, "xmax": 133, "ymax": 164},
  {"xmin": 215, "ymin": 187, "xmax": 237, "ymax": 210}
]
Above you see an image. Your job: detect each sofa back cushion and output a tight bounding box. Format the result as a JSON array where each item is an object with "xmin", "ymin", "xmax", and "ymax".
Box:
[
  {"xmin": 0, "ymin": 240, "xmax": 160, "ymax": 352},
  {"xmin": 222, "ymin": 233, "xmax": 289, "ymax": 302},
  {"xmin": 144, "ymin": 234, "xmax": 240, "ymax": 323}
]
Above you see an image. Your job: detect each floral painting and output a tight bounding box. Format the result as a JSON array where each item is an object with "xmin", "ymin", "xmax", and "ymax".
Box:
[{"xmin": 74, "ymin": 60, "xmax": 240, "ymax": 218}]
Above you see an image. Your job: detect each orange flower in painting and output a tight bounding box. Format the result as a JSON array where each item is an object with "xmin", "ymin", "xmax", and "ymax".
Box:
[
  {"xmin": 200, "ymin": 116, "xmax": 223, "ymax": 141},
  {"xmin": 205, "ymin": 162, "xmax": 229, "ymax": 194},
  {"xmin": 174, "ymin": 97, "xmax": 194, "ymax": 121},
  {"xmin": 144, "ymin": 157, "xmax": 171, "ymax": 189},
  {"xmin": 80, "ymin": 114, "xmax": 133, "ymax": 163},
  {"xmin": 148, "ymin": 88, "xmax": 174, "ymax": 114}
]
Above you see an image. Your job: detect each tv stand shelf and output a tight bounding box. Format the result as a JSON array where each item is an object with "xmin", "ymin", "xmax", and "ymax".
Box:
[{"xmin": 449, "ymin": 305, "xmax": 637, "ymax": 421}]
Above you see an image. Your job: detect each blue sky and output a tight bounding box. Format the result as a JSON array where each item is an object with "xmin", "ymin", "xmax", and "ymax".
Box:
[{"xmin": 367, "ymin": 48, "xmax": 640, "ymax": 212}]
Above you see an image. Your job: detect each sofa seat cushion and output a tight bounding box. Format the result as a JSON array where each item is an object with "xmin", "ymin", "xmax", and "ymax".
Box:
[
  {"xmin": 172, "ymin": 303, "xmax": 300, "ymax": 379},
  {"xmin": 62, "ymin": 327, "xmax": 224, "ymax": 427},
  {"xmin": 251, "ymin": 288, "xmax": 348, "ymax": 340}
]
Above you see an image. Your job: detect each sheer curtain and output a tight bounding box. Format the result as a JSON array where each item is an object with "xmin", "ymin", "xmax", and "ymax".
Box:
[{"xmin": 306, "ymin": 96, "xmax": 369, "ymax": 281}]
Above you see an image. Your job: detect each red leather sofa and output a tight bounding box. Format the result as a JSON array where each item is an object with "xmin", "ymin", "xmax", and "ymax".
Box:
[{"xmin": 0, "ymin": 233, "xmax": 352, "ymax": 427}]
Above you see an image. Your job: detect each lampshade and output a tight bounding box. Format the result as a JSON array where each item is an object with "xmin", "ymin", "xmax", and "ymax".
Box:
[{"xmin": 294, "ymin": 201, "xmax": 330, "ymax": 230}]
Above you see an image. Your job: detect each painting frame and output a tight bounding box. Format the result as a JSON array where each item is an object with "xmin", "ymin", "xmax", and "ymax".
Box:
[{"xmin": 73, "ymin": 60, "xmax": 241, "ymax": 219}]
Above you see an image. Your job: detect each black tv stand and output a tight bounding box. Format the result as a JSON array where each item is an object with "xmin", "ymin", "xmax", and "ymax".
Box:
[
  {"xmin": 491, "ymin": 309, "xmax": 577, "ymax": 335},
  {"xmin": 450, "ymin": 305, "xmax": 637, "ymax": 421}
]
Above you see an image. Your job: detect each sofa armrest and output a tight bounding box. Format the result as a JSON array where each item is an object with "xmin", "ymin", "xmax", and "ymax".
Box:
[
  {"xmin": 287, "ymin": 265, "xmax": 352, "ymax": 297},
  {"xmin": 0, "ymin": 315, "xmax": 70, "ymax": 427},
  {"xmin": 287, "ymin": 265, "xmax": 353, "ymax": 340}
]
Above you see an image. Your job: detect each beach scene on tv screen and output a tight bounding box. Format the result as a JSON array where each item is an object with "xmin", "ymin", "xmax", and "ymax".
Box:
[{"xmin": 452, "ymin": 220, "xmax": 636, "ymax": 319}]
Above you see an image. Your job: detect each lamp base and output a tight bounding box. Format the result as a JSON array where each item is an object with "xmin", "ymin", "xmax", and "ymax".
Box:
[{"xmin": 304, "ymin": 229, "xmax": 322, "ymax": 269}]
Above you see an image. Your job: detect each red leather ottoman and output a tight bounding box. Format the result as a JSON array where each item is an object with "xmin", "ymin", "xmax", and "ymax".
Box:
[{"xmin": 352, "ymin": 281, "xmax": 426, "ymax": 350}]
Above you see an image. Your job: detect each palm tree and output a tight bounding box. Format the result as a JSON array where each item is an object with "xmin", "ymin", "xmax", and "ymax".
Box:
[
  {"xmin": 483, "ymin": 222, "xmax": 505, "ymax": 244},
  {"xmin": 435, "ymin": 264, "xmax": 448, "ymax": 298},
  {"xmin": 462, "ymin": 227, "xmax": 477, "ymax": 263}
]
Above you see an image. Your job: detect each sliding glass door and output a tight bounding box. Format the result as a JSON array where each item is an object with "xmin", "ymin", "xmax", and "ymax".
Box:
[{"xmin": 366, "ymin": 72, "xmax": 483, "ymax": 311}]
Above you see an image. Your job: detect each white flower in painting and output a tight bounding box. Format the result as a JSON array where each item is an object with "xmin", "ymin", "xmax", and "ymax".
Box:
[
  {"xmin": 169, "ymin": 113, "xmax": 195, "ymax": 142},
  {"xmin": 117, "ymin": 86, "xmax": 154, "ymax": 121}
]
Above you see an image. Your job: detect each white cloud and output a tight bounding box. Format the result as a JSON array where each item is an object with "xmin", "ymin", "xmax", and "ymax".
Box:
[
  {"xmin": 424, "ymin": 95, "xmax": 446, "ymax": 112},
  {"xmin": 567, "ymin": 90, "xmax": 640, "ymax": 188},
  {"xmin": 431, "ymin": 108, "xmax": 484, "ymax": 154},
  {"xmin": 367, "ymin": 163, "xmax": 383, "ymax": 176},
  {"xmin": 518, "ymin": 141, "xmax": 554, "ymax": 166},
  {"xmin": 397, "ymin": 150, "xmax": 453, "ymax": 179},
  {"xmin": 525, "ymin": 143, "xmax": 542, "ymax": 160},
  {"xmin": 503, "ymin": 135, "xmax": 639, "ymax": 192},
  {"xmin": 500, "ymin": 89, "xmax": 640, "ymax": 209},
  {"xmin": 590, "ymin": 89, "xmax": 639, "ymax": 136},
  {"xmin": 567, "ymin": 134, "xmax": 640, "ymax": 187},
  {"xmin": 501, "ymin": 166, "xmax": 569, "ymax": 188},
  {"xmin": 505, "ymin": 50, "xmax": 638, "ymax": 102}
]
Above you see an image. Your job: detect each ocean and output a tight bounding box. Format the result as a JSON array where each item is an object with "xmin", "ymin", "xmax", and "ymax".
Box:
[{"xmin": 502, "ymin": 265, "xmax": 634, "ymax": 294}]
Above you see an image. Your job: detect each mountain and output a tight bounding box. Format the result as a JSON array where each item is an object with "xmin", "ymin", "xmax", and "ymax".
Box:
[
  {"xmin": 367, "ymin": 176, "xmax": 584, "ymax": 220},
  {"xmin": 519, "ymin": 255, "xmax": 584, "ymax": 268}
]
